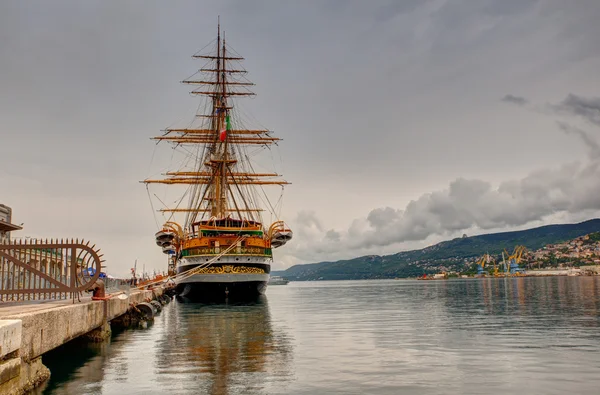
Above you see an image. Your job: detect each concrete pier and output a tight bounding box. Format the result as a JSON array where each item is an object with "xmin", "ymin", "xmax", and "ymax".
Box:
[{"xmin": 0, "ymin": 287, "xmax": 166, "ymax": 394}]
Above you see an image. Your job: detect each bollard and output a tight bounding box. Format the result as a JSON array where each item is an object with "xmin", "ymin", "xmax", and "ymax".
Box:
[{"xmin": 86, "ymin": 279, "xmax": 106, "ymax": 300}]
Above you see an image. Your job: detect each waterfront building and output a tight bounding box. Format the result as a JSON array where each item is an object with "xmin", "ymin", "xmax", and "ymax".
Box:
[{"xmin": 0, "ymin": 203, "xmax": 22, "ymax": 244}]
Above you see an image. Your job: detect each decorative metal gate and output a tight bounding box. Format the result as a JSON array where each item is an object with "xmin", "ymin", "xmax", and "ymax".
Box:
[{"xmin": 0, "ymin": 239, "xmax": 104, "ymax": 302}]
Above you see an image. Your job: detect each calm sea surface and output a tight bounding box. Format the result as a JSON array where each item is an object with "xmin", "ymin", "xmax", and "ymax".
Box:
[{"xmin": 38, "ymin": 278, "xmax": 600, "ymax": 394}]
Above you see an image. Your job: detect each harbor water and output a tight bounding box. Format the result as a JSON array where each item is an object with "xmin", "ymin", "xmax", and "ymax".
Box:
[{"xmin": 39, "ymin": 277, "xmax": 600, "ymax": 394}]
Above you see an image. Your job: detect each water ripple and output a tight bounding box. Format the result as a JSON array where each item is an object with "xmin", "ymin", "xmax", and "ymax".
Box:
[{"xmin": 39, "ymin": 277, "xmax": 600, "ymax": 394}]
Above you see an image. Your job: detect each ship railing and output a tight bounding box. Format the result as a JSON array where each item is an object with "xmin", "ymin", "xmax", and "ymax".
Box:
[
  {"xmin": 199, "ymin": 230, "xmax": 264, "ymax": 237},
  {"xmin": 182, "ymin": 246, "xmax": 272, "ymax": 257}
]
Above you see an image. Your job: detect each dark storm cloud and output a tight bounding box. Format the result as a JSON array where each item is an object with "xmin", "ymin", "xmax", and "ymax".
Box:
[{"xmin": 502, "ymin": 95, "xmax": 528, "ymax": 106}]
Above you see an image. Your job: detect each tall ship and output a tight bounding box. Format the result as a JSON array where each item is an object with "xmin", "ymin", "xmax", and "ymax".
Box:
[{"xmin": 143, "ymin": 23, "xmax": 292, "ymax": 300}]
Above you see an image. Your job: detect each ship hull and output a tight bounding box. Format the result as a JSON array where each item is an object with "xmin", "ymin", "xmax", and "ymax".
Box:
[
  {"xmin": 176, "ymin": 279, "xmax": 268, "ymax": 302},
  {"xmin": 175, "ymin": 255, "xmax": 271, "ymax": 302}
]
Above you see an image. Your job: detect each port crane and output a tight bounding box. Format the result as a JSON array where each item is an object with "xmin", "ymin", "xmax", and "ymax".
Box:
[
  {"xmin": 489, "ymin": 255, "xmax": 500, "ymax": 276},
  {"xmin": 502, "ymin": 245, "xmax": 526, "ymax": 275},
  {"xmin": 476, "ymin": 253, "xmax": 496, "ymax": 276},
  {"xmin": 476, "ymin": 256, "xmax": 486, "ymax": 275}
]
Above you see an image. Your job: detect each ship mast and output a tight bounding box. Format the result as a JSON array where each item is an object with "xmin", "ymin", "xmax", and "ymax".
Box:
[
  {"xmin": 143, "ymin": 22, "xmax": 289, "ymax": 229},
  {"xmin": 214, "ymin": 22, "xmax": 225, "ymax": 218}
]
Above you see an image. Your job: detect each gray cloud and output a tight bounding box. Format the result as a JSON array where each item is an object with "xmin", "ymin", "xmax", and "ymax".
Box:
[
  {"xmin": 295, "ymin": 210, "xmax": 323, "ymax": 232},
  {"xmin": 367, "ymin": 207, "xmax": 402, "ymax": 230},
  {"xmin": 357, "ymin": 159, "xmax": 600, "ymax": 248},
  {"xmin": 289, "ymin": 152, "xmax": 600, "ymax": 260},
  {"xmin": 483, "ymin": 0, "xmax": 540, "ymax": 16},
  {"xmin": 324, "ymin": 229, "xmax": 341, "ymax": 242},
  {"xmin": 554, "ymin": 94, "xmax": 600, "ymax": 126},
  {"xmin": 502, "ymin": 94, "xmax": 528, "ymax": 106},
  {"xmin": 504, "ymin": 93, "xmax": 600, "ymax": 125},
  {"xmin": 556, "ymin": 121, "xmax": 600, "ymax": 158},
  {"xmin": 373, "ymin": 0, "xmax": 431, "ymax": 23},
  {"xmin": 285, "ymin": 93, "xmax": 600, "ymax": 263}
]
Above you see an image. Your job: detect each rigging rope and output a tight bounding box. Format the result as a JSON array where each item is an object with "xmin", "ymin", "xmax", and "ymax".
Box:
[
  {"xmin": 133, "ymin": 235, "xmax": 250, "ymax": 290},
  {"xmin": 146, "ymin": 185, "xmax": 161, "ymax": 229}
]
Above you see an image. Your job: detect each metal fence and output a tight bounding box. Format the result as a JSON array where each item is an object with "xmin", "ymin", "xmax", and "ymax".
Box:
[{"xmin": 0, "ymin": 239, "xmax": 103, "ymax": 302}]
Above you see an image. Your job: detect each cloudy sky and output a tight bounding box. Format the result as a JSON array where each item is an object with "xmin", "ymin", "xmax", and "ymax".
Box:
[{"xmin": 1, "ymin": 0, "xmax": 600, "ymax": 276}]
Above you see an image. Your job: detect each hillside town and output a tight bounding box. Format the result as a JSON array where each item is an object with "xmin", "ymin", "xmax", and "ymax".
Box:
[
  {"xmin": 457, "ymin": 232, "xmax": 600, "ymax": 278},
  {"xmin": 530, "ymin": 233, "xmax": 600, "ymax": 266}
]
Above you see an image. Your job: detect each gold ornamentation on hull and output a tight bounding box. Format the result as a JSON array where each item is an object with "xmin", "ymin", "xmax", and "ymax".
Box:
[{"xmin": 194, "ymin": 265, "xmax": 265, "ymax": 274}]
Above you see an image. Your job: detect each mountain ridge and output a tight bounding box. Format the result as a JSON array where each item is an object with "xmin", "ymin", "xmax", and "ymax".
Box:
[{"xmin": 274, "ymin": 219, "xmax": 600, "ymax": 280}]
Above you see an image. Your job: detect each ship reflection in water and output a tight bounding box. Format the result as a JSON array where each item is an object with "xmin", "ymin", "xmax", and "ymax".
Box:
[
  {"xmin": 39, "ymin": 296, "xmax": 293, "ymax": 395},
  {"xmin": 156, "ymin": 297, "xmax": 293, "ymax": 394}
]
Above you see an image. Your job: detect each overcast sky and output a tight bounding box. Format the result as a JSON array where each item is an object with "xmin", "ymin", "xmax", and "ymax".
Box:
[{"xmin": 1, "ymin": 0, "xmax": 600, "ymax": 276}]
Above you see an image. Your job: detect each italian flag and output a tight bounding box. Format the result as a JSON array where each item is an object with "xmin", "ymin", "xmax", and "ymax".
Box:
[{"xmin": 219, "ymin": 115, "xmax": 231, "ymax": 142}]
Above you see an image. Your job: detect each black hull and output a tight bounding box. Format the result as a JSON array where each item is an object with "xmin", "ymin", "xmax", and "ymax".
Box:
[{"xmin": 176, "ymin": 281, "xmax": 267, "ymax": 302}]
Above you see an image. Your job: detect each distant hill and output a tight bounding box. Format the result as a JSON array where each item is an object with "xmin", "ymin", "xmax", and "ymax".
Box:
[{"xmin": 273, "ymin": 219, "xmax": 600, "ymax": 281}]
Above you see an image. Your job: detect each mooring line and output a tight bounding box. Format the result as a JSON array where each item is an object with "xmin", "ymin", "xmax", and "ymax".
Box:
[{"xmin": 133, "ymin": 235, "xmax": 249, "ymax": 290}]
